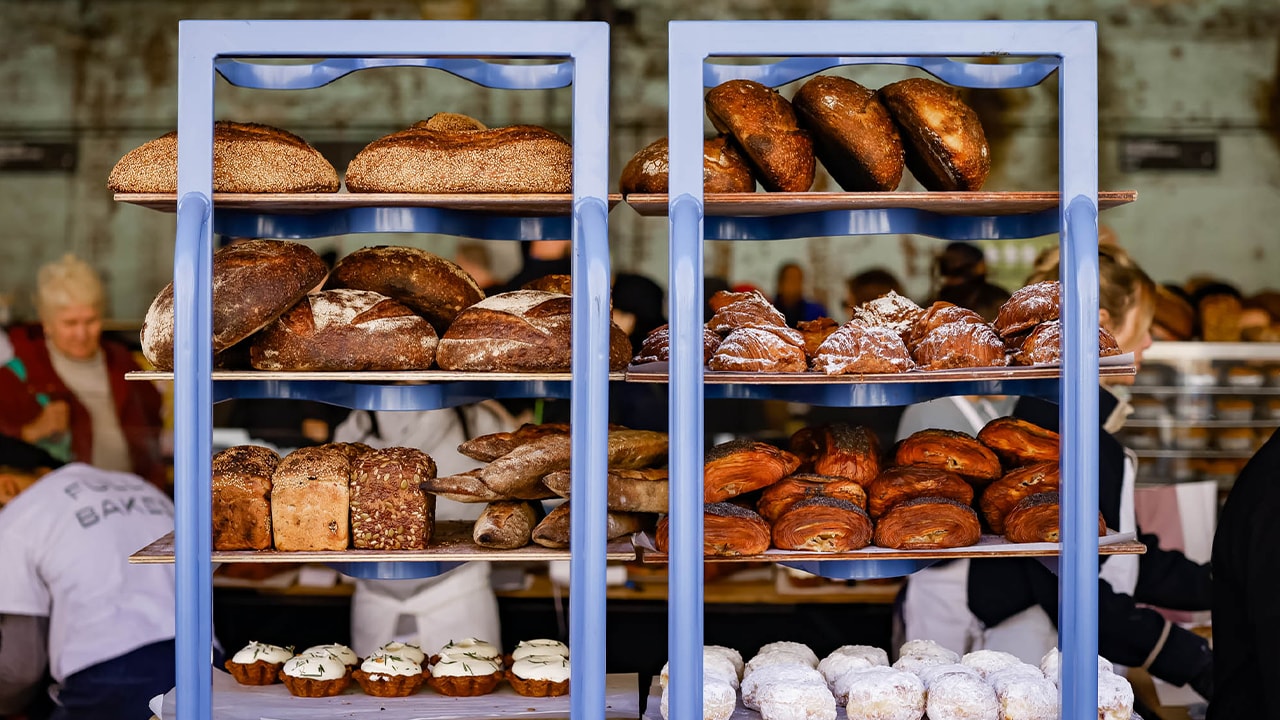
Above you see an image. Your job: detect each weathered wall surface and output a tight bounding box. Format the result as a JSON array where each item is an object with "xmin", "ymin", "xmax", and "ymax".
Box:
[{"xmin": 0, "ymin": 0, "xmax": 1276, "ymax": 321}]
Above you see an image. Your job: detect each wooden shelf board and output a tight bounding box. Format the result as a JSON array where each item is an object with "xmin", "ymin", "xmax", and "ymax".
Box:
[
  {"xmin": 114, "ymin": 192, "xmax": 623, "ymax": 215},
  {"xmin": 626, "ymin": 363, "xmax": 1136, "ymax": 384},
  {"xmin": 624, "ymin": 190, "xmax": 1137, "ymax": 217},
  {"xmin": 127, "ymin": 370, "xmax": 625, "ymax": 382}
]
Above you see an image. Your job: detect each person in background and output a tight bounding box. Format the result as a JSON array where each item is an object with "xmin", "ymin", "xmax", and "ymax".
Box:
[
  {"xmin": 454, "ymin": 241, "xmax": 501, "ymax": 293},
  {"xmin": 929, "ymin": 242, "xmax": 1011, "ymax": 322},
  {"xmin": 0, "ymin": 255, "xmax": 163, "ymax": 487},
  {"xmin": 496, "ymin": 240, "xmax": 572, "ymax": 294},
  {"xmin": 844, "ymin": 267, "xmax": 905, "ymax": 319},
  {"xmin": 610, "ymin": 273, "xmax": 669, "ymax": 432},
  {"xmin": 0, "ymin": 435, "xmax": 176, "ymax": 720},
  {"xmin": 774, "ymin": 262, "xmax": 829, "ymax": 327},
  {"xmin": 704, "ymin": 276, "xmax": 731, "ymax": 322},
  {"xmin": 1210, "ymin": 426, "xmax": 1280, "ymax": 718}
]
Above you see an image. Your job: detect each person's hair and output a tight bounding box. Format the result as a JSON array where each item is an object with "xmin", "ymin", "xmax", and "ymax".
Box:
[
  {"xmin": 846, "ymin": 268, "xmax": 904, "ymax": 306},
  {"xmin": 777, "ymin": 262, "xmax": 803, "ymax": 282},
  {"xmin": 936, "ymin": 242, "xmax": 987, "ymax": 282},
  {"xmin": 1027, "ymin": 244, "xmax": 1156, "ymax": 327},
  {"xmin": 36, "ymin": 253, "xmax": 104, "ymax": 319}
]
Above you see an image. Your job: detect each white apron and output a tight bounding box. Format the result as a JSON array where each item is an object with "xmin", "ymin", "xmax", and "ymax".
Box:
[{"xmin": 349, "ymin": 562, "xmax": 501, "ymax": 658}]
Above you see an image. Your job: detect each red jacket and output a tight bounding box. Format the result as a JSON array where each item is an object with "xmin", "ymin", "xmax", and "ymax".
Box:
[{"xmin": 0, "ymin": 325, "xmax": 165, "ymax": 487}]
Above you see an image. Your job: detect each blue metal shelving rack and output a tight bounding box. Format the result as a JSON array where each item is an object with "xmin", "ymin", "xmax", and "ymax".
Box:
[
  {"xmin": 168, "ymin": 20, "xmax": 611, "ymax": 720},
  {"xmin": 666, "ymin": 20, "xmax": 1103, "ymax": 720}
]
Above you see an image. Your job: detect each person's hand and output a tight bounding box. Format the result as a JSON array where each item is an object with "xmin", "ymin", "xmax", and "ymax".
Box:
[
  {"xmin": 0, "ymin": 471, "xmax": 38, "ymax": 506},
  {"xmin": 20, "ymin": 401, "xmax": 69, "ymax": 444}
]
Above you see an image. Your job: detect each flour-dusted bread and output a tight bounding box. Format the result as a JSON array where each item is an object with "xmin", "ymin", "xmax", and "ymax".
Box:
[
  {"xmin": 350, "ymin": 447, "xmax": 437, "ymax": 550},
  {"xmin": 140, "ymin": 240, "xmax": 328, "ymax": 371},
  {"xmin": 435, "ymin": 290, "xmax": 631, "ymax": 372},
  {"xmin": 328, "ymin": 246, "xmax": 484, "ymax": 334},
  {"xmin": 108, "ymin": 121, "xmax": 339, "ymax": 193},
  {"xmin": 271, "ymin": 446, "xmax": 351, "ymax": 552},
  {"xmin": 212, "ymin": 445, "xmax": 280, "ymax": 551},
  {"xmin": 249, "ymin": 289, "xmax": 438, "ymax": 371}
]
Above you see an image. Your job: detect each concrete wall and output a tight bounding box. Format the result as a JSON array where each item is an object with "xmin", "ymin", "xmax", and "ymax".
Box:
[{"xmin": 0, "ymin": 0, "xmax": 1277, "ymax": 323}]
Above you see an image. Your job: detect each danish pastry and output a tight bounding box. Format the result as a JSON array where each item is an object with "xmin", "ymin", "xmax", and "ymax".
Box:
[
  {"xmin": 873, "ymin": 497, "xmax": 982, "ymax": 550},
  {"xmin": 866, "ymin": 465, "xmax": 974, "ymax": 519},
  {"xmin": 704, "ymin": 439, "xmax": 802, "ymax": 502},
  {"xmin": 976, "ymin": 416, "xmax": 1059, "ymax": 468},
  {"xmin": 979, "ymin": 461, "xmax": 1061, "ymax": 534},
  {"xmin": 895, "ymin": 428, "xmax": 1002, "ymax": 484},
  {"xmin": 757, "ymin": 473, "xmax": 868, "ymax": 522},
  {"xmin": 772, "ymin": 497, "xmax": 874, "ymax": 553},
  {"xmin": 655, "ymin": 502, "xmax": 772, "ymax": 557},
  {"xmin": 789, "ymin": 423, "xmax": 882, "ymax": 486},
  {"xmin": 1003, "ymin": 491, "xmax": 1107, "ymax": 543}
]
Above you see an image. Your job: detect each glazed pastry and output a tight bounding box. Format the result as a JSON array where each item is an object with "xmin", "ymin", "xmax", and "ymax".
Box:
[
  {"xmin": 878, "ymin": 78, "xmax": 990, "ymax": 191},
  {"xmin": 354, "ymin": 652, "xmax": 426, "ymax": 697},
  {"xmin": 853, "ymin": 291, "xmax": 926, "ymax": 339},
  {"xmin": 772, "ymin": 497, "xmax": 874, "ymax": 553},
  {"xmin": 280, "ymin": 654, "xmax": 351, "ymax": 697},
  {"xmin": 704, "ymin": 439, "xmax": 801, "ymax": 502},
  {"xmin": 1003, "ymin": 491, "xmax": 1107, "ymax": 543},
  {"xmin": 866, "ymin": 466, "xmax": 974, "ymax": 519},
  {"xmin": 427, "ymin": 655, "xmax": 504, "ymax": 697},
  {"xmin": 873, "ymin": 497, "xmax": 982, "ymax": 550},
  {"xmin": 704, "ymin": 79, "xmax": 816, "ymax": 192},
  {"xmin": 811, "ymin": 321, "xmax": 917, "ymax": 375},
  {"xmin": 912, "ymin": 320, "xmax": 1006, "ymax": 370},
  {"xmin": 895, "ymin": 428, "xmax": 1003, "ymax": 484},
  {"xmin": 633, "ymin": 323, "xmax": 723, "ymax": 365},
  {"xmin": 299, "ymin": 644, "xmax": 359, "ymax": 669},
  {"xmin": 841, "ymin": 666, "xmax": 926, "ymax": 720},
  {"xmin": 507, "ymin": 655, "xmax": 570, "ymax": 697},
  {"xmin": 926, "ymin": 672, "xmax": 999, "ymax": 720},
  {"xmin": 903, "ymin": 301, "xmax": 985, "ymax": 349},
  {"xmin": 709, "ymin": 327, "xmax": 809, "ymax": 373},
  {"xmin": 979, "ymin": 461, "xmax": 1061, "ymax": 534},
  {"xmin": 960, "ymin": 649, "xmax": 1023, "ymax": 680},
  {"xmin": 655, "ymin": 502, "xmax": 773, "ymax": 557},
  {"xmin": 619, "ymin": 136, "xmax": 756, "ymax": 194},
  {"xmin": 977, "ymin": 416, "xmax": 1059, "ymax": 467},
  {"xmin": 757, "ymin": 473, "xmax": 868, "ymax": 522},
  {"xmin": 798, "ymin": 317, "xmax": 840, "ymax": 359},
  {"xmin": 792, "ymin": 74, "xmax": 904, "ymax": 192},
  {"xmin": 994, "ymin": 281, "xmax": 1060, "ymax": 339},
  {"xmin": 225, "ymin": 641, "xmax": 293, "ymax": 686},
  {"xmin": 659, "ymin": 678, "xmax": 737, "ymax": 720},
  {"xmin": 1011, "ymin": 320, "xmax": 1122, "ymax": 366}
]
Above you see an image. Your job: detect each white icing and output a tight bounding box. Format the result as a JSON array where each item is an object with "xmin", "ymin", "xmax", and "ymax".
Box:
[
  {"xmin": 512, "ymin": 639, "xmax": 569, "ymax": 660},
  {"xmin": 438, "ymin": 638, "xmax": 501, "ymax": 661},
  {"xmin": 431, "ymin": 656, "xmax": 502, "ymax": 678},
  {"xmin": 282, "ymin": 654, "xmax": 347, "ymax": 681},
  {"xmin": 377, "ymin": 642, "xmax": 425, "ymax": 665},
  {"xmin": 742, "ymin": 664, "xmax": 826, "ymax": 710},
  {"xmin": 300, "ymin": 644, "xmax": 358, "ymax": 667},
  {"xmin": 757, "ymin": 641, "xmax": 820, "ymax": 667},
  {"xmin": 660, "ymin": 678, "xmax": 736, "ymax": 720},
  {"xmin": 1037, "ymin": 647, "xmax": 1113, "ymax": 686},
  {"xmin": 926, "ymin": 672, "xmax": 998, "ymax": 720},
  {"xmin": 1098, "ymin": 671, "xmax": 1135, "ymax": 720},
  {"xmin": 231, "ymin": 641, "xmax": 293, "ymax": 665},
  {"xmin": 511, "ymin": 654, "xmax": 570, "ymax": 682},
  {"xmin": 960, "ymin": 650, "xmax": 1023, "ymax": 680},
  {"xmin": 818, "ymin": 653, "xmax": 874, "ymax": 687},
  {"xmin": 994, "ymin": 676, "xmax": 1058, "ymax": 720},
  {"xmin": 360, "ymin": 652, "xmax": 422, "ymax": 677},
  {"xmin": 841, "ymin": 666, "xmax": 926, "ymax": 720},
  {"xmin": 757, "ymin": 681, "xmax": 838, "ymax": 720},
  {"xmin": 917, "ymin": 663, "xmax": 981, "ymax": 690},
  {"xmin": 659, "ymin": 652, "xmax": 740, "ymax": 690}
]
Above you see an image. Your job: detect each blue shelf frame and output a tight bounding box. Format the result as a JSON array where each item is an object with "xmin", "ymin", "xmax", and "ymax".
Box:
[
  {"xmin": 171, "ymin": 20, "xmax": 611, "ymax": 720},
  {"xmin": 667, "ymin": 20, "xmax": 1100, "ymax": 720}
]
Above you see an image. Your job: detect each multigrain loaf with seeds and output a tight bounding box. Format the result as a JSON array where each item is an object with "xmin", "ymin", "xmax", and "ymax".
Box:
[
  {"xmin": 108, "ymin": 121, "xmax": 339, "ymax": 193},
  {"xmin": 350, "ymin": 447, "xmax": 436, "ymax": 550},
  {"xmin": 271, "ymin": 446, "xmax": 351, "ymax": 552}
]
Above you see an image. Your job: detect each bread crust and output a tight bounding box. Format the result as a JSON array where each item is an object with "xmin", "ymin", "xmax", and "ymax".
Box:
[
  {"xmin": 541, "ymin": 467, "xmax": 669, "ymax": 513},
  {"xmin": 212, "ymin": 445, "xmax": 280, "ymax": 551},
  {"xmin": 705, "ymin": 80, "xmax": 815, "ymax": 192},
  {"xmin": 619, "ymin": 136, "xmax": 756, "ymax": 194},
  {"xmin": 792, "ymin": 75, "xmax": 904, "ymax": 192},
  {"xmin": 878, "ymin": 78, "xmax": 990, "ymax": 191},
  {"xmin": 328, "ymin": 246, "xmax": 483, "ymax": 334},
  {"xmin": 473, "ymin": 500, "xmax": 540, "ymax": 549},
  {"xmin": 531, "ymin": 502, "xmax": 649, "ymax": 548}
]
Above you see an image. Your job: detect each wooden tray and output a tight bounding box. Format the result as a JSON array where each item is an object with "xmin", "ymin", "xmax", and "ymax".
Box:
[
  {"xmin": 624, "ymin": 190, "xmax": 1137, "ymax": 217},
  {"xmin": 114, "ymin": 192, "xmax": 623, "ymax": 216},
  {"xmin": 626, "ymin": 362, "xmax": 1137, "ymax": 384},
  {"xmin": 126, "ymin": 370, "xmax": 626, "ymax": 383},
  {"xmin": 130, "ymin": 522, "xmax": 639, "ymax": 564}
]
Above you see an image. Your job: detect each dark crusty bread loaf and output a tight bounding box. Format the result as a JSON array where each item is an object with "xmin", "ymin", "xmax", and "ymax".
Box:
[
  {"xmin": 704, "ymin": 80, "xmax": 815, "ymax": 192},
  {"xmin": 350, "ymin": 447, "xmax": 436, "ymax": 550},
  {"xmin": 436, "ymin": 290, "xmax": 631, "ymax": 372},
  {"xmin": 108, "ymin": 121, "xmax": 339, "ymax": 193},
  {"xmin": 522, "ymin": 274, "xmax": 573, "ymax": 295},
  {"xmin": 328, "ymin": 246, "xmax": 484, "ymax": 334},
  {"xmin": 792, "ymin": 75, "xmax": 904, "ymax": 192},
  {"xmin": 345, "ymin": 124, "xmax": 572, "ymax": 193},
  {"xmin": 271, "ymin": 445, "xmax": 351, "ymax": 552},
  {"xmin": 212, "ymin": 445, "xmax": 280, "ymax": 551},
  {"xmin": 141, "ymin": 240, "xmax": 328, "ymax": 371},
  {"xmin": 249, "ymin": 289, "xmax": 438, "ymax": 371},
  {"xmin": 619, "ymin": 136, "xmax": 756, "ymax": 194},
  {"xmin": 878, "ymin": 78, "xmax": 991, "ymax": 191}
]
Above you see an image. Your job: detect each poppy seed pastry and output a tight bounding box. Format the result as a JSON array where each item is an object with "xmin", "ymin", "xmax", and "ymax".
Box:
[
  {"xmin": 704, "ymin": 439, "xmax": 802, "ymax": 502},
  {"xmin": 655, "ymin": 502, "xmax": 773, "ymax": 557},
  {"xmin": 980, "ymin": 461, "xmax": 1061, "ymax": 535},
  {"xmin": 772, "ymin": 496, "xmax": 874, "ymax": 553},
  {"xmin": 977, "ymin": 416, "xmax": 1060, "ymax": 468},
  {"xmin": 895, "ymin": 428, "xmax": 1003, "ymax": 484},
  {"xmin": 873, "ymin": 497, "xmax": 982, "ymax": 550},
  {"xmin": 866, "ymin": 465, "xmax": 974, "ymax": 519}
]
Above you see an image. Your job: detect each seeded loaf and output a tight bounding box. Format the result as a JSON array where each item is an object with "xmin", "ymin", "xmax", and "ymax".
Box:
[
  {"xmin": 271, "ymin": 446, "xmax": 351, "ymax": 552},
  {"xmin": 328, "ymin": 246, "xmax": 484, "ymax": 335},
  {"xmin": 350, "ymin": 447, "xmax": 437, "ymax": 551},
  {"xmin": 211, "ymin": 445, "xmax": 280, "ymax": 551}
]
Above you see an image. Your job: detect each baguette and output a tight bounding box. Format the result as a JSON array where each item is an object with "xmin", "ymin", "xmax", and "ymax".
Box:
[
  {"xmin": 419, "ymin": 469, "xmax": 505, "ymax": 504},
  {"xmin": 458, "ymin": 423, "xmax": 570, "ymax": 462},
  {"xmin": 473, "ymin": 501, "xmax": 541, "ymax": 549},
  {"xmin": 541, "ymin": 468, "xmax": 669, "ymax": 513},
  {"xmin": 530, "ymin": 502, "xmax": 650, "ymax": 549},
  {"xmin": 482, "ymin": 430, "xmax": 668, "ymax": 499}
]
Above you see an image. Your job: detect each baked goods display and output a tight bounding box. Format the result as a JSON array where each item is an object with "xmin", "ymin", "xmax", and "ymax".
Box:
[
  {"xmin": 978, "ymin": 461, "xmax": 1059, "ymax": 535},
  {"xmin": 976, "ymin": 417, "xmax": 1059, "ymax": 467},
  {"xmin": 327, "ymin": 246, "xmax": 485, "ymax": 334},
  {"xmin": 655, "ymin": 503, "xmax": 773, "ymax": 557},
  {"xmin": 878, "ymin": 78, "xmax": 991, "ymax": 191},
  {"xmin": 350, "ymin": 448, "xmax": 436, "ymax": 550},
  {"xmin": 791, "ymin": 75, "xmax": 904, "ymax": 192},
  {"xmin": 873, "ymin": 497, "xmax": 982, "ymax": 550},
  {"xmin": 225, "ymin": 641, "xmax": 294, "ymax": 686},
  {"xmin": 108, "ymin": 121, "xmax": 340, "ymax": 194},
  {"xmin": 789, "ymin": 423, "xmax": 881, "ymax": 486},
  {"xmin": 866, "ymin": 466, "xmax": 974, "ymax": 519},
  {"xmin": 704, "ymin": 439, "xmax": 802, "ymax": 502},
  {"xmin": 704, "ymin": 79, "xmax": 816, "ymax": 192},
  {"xmin": 620, "ymin": 136, "xmax": 757, "ymax": 194}
]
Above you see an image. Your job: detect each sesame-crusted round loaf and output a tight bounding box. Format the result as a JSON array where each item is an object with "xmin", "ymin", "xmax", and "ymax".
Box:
[
  {"xmin": 328, "ymin": 246, "xmax": 484, "ymax": 335},
  {"xmin": 344, "ymin": 124, "xmax": 572, "ymax": 193},
  {"xmin": 108, "ymin": 121, "xmax": 339, "ymax": 193},
  {"xmin": 350, "ymin": 447, "xmax": 437, "ymax": 551},
  {"xmin": 140, "ymin": 240, "xmax": 328, "ymax": 371},
  {"xmin": 249, "ymin": 289, "xmax": 438, "ymax": 371},
  {"xmin": 212, "ymin": 445, "xmax": 280, "ymax": 551}
]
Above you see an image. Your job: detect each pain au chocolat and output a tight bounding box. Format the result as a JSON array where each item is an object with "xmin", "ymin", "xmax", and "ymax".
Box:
[
  {"xmin": 866, "ymin": 466, "xmax": 975, "ymax": 519},
  {"xmin": 704, "ymin": 439, "xmax": 801, "ymax": 502},
  {"xmin": 1003, "ymin": 491, "xmax": 1106, "ymax": 544},
  {"xmin": 656, "ymin": 503, "xmax": 773, "ymax": 557},
  {"xmin": 772, "ymin": 497, "xmax": 874, "ymax": 553},
  {"xmin": 977, "ymin": 417, "xmax": 1060, "ymax": 468},
  {"xmin": 979, "ymin": 461, "xmax": 1061, "ymax": 535},
  {"xmin": 788, "ymin": 424, "xmax": 881, "ymax": 487},
  {"xmin": 873, "ymin": 497, "xmax": 982, "ymax": 550},
  {"xmin": 895, "ymin": 428, "xmax": 1003, "ymax": 485},
  {"xmin": 757, "ymin": 473, "xmax": 868, "ymax": 523}
]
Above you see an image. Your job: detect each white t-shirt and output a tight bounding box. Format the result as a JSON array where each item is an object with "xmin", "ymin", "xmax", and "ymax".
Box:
[{"xmin": 0, "ymin": 463, "xmax": 176, "ymax": 682}]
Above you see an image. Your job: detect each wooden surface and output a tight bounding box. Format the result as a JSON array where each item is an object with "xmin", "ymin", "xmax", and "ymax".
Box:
[
  {"xmin": 127, "ymin": 370, "xmax": 625, "ymax": 382},
  {"xmin": 130, "ymin": 523, "xmax": 638, "ymax": 564},
  {"xmin": 114, "ymin": 192, "xmax": 624, "ymax": 215},
  {"xmin": 627, "ymin": 363, "xmax": 1137, "ymax": 384},
  {"xmin": 624, "ymin": 190, "xmax": 1137, "ymax": 217}
]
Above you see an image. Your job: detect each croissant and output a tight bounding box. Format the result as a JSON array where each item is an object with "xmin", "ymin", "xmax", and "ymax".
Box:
[
  {"xmin": 866, "ymin": 466, "xmax": 974, "ymax": 519},
  {"xmin": 852, "ymin": 290, "xmax": 925, "ymax": 339},
  {"xmin": 873, "ymin": 497, "xmax": 982, "ymax": 550},
  {"xmin": 912, "ymin": 320, "xmax": 1007, "ymax": 370},
  {"xmin": 708, "ymin": 327, "xmax": 808, "ymax": 373},
  {"xmin": 895, "ymin": 428, "xmax": 1002, "ymax": 485},
  {"xmin": 979, "ymin": 461, "xmax": 1061, "ymax": 534},
  {"xmin": 811, "ymin": 321, "xmax": 916, "ymax": 375},
  {"xmin": 994, "ymin": 280, "xmax": 1060, "ymax": 339},
  {"xmin": 797, "ymin": 317, "xmax": 840, "ymax": 360},
  {"xmin": 655, "ymin": 502, "xmax": 772, "ymax": 557},
  {"xmin": 1010, "ymin": 319, "xmax": 1123, "ymax": 366},
  {"xmin": 977, "ymin": 416, "xmax": 1059, "ymax": 468},
  {"xmin": 756, "ymin": 473, "xmax": 868, "ymax": 522},
  {"xmin": 772, "ymin": 497, "xmax": 873, "ymax": 553},
  {"xmin": 1003, "ymin": 491, "xmax": 1106, "ymax": 543},
  {"xmin": 707, "ymin": 291, "xmax": 788, "ymax": 335},
  {"xmin": 904, "ymin": 301, "xmax": 985, "ymax": 349},
  {"xmin": 633, "ymin": 323, "xmax": 723, "ymax": 365},
  {"xmin": 704, "ymin": 439, "xmax": 801, "ymax": 502}
]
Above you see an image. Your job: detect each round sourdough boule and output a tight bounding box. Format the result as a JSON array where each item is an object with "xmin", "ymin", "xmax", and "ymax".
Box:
[
  {"xmin": 878, "ymin": 78, "xmax": 990, "ymax": 191},
  {"xmin": 619, "ymin": 136, "xmax": 756, "ymax": 194},
  {"xmin": 140, "ymin": 239, "xmax": 329, "ymax": 371},
  {"xmin": 328, "ymin": 245, "xmax": 484, "ymax": 334},
  {"xmin": 345, "ymin": 123, "xmax": 572, "ymax": 193},
  {"xmin": 704, "ymin": 79, "xmax": 815, "ymax": 192},
  {"xmin": 108, "ymin": 121, "xmax": 339, "ymax": 193},
  {"xmin": 249, "ymin": 289, "xmax": 438, "ymax": 371},
  {"xmin": 792, "ymin": 75, "xmax": 904, "ymax": 192}
]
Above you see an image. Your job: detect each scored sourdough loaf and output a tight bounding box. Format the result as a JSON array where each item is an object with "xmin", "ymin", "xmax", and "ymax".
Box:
[
  {"xmin": 108, "ymin": 121, "xmax": 339, "ymax": 193},
  {"xmin": 436, "ymin": 290, "xmax": 632, "ymax": 372},
  {"xmin": 472, "ymin": 501, "xmax": 541, "ymax": 549},
  {"xmin": 271, "ymin": 445, "xmax": 351, "ymax": 552},
  {"xmin": 541, "ymin": 467, "xmax": 669, "ymax": 514},
  {"xmin": 791, "ymin": 75, "xmax": 904, "ymax": 192},
  {"xmin": 212, "ymin": 445, "xmax": 280, "ymax": 551},
  {"xmin": 350, "ymin": 447, "xmax": 437, "ymax": 550},
  {"xmin": 345, "ymin": 123, "xmax": 572, "ymax": 193},
  {"xmin": 328, "ymin": 246, "xmax": 484, "ymax": 334},
  {"xmin": 619, "ymin": 136, "xmax": 756, "ymax": 194},
  {"xmin": 140, "ymin": 240, "xmax": 328, "ymax": 371},
  {"xmin": 704, "ymin": 79, "xmax": 815, "ymax": 192},
  {"xmin": 249, "ymin": 289, "xmax": 438, "ymax": 371},
  {"xmin": 530, "ymin": 502, "xmax": 650, "ymax": 549},
  {"xmin": 878, "ymin": 78, "xmax": 990, "ymax": 191}
]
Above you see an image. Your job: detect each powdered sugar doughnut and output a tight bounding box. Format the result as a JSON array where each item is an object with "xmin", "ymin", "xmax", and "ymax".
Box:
[
  {"xmin": 994, "ymin": 675, "xmax": 1058, "ymax": 720},
  {"xmin": 659, "ymin": 651, "xmax": 739, "ymax": 690},
  {"xmin": 742, "ymin": 664, "xmax": 826, "ymax": 710},
  {"xmin": 926, "ymin": 671, "xmax": 999, "ymax": 720},
  {"xmin": 757, "ymin": 681, "xmax": 838, "ymax": 720},
  {"xmin": 757, "ymin": 641, "xmax": 820, "ymax": 667},
  {"xmin": 893, "ymin": 653, "xmax": 953, "ymax": 675},
  {"xmin": 986, "ymin": 664, "xmax": 1046, "ymax": 694},
  {"xmin": 818, "ymin": 652, "xmax": 874, "ymax": 688},
  {"xmin": 898, "ymin": 639, "xmax": 960, "ymax": 663},
  {"xmin": 746, "ymin": 650, "xmax": 817, "ymax": 678},
  {"xmin": 917, "ymin": 662, "xmax": 982, "ymax": 689},
  {"xmin": 1038, "ymin": 647, "xmax": 1113, "ymax": 685},
  {"xmin": 1098, "ymin": 671, "xmax": 1135, "ymax": 720},
  {"xmin": 842, "ymin": 666, "xmax": 926, "ymax": 720},
  {"xmin": 960, "ymin": 650, "xmax": 1024, "ymax": 680},
  {"xmin": 659, "ymin": 677, "xmax": 736, "ymax": 720},
  {"xmin": 825, "ymin": 644, "xmax": 888, "ymax": 667},
  {"xmin": 705, "ymin": 645, "xmax": 744, "ymax": 678}
]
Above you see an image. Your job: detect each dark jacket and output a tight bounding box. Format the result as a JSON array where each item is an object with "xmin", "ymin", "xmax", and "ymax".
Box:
[
  {"xmin": 1209, "ymin": 427, "xmax": 1280, "ymax": 718},
  {"xmin": 968, "ymin": 391, "xmax": 1212, "ymax": 688}
]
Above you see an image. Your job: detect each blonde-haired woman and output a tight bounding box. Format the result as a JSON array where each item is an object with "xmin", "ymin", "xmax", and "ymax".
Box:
[{"xmin": 0, "ymin": 254, "xmax": 163, "ymax": 486}]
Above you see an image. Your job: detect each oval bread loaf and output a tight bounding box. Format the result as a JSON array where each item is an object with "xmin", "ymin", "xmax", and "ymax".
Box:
[
  {"xmin": 619, "ymin": 136, "xmax": 756, "ymax": 194},
  {"xmin": 792, "ymin": 75, "xmax": 904, "ymax": 191},
  {"xmin": 878, "ymin": 78, "xmax": 990, "ymax": 191},
  {"xmin": 704, "ymin": 79, "xmax": 815, "ymax": 192},
  {"xmin": 328, "ymin": 246, "xmax": 484, "ymax": 334}
]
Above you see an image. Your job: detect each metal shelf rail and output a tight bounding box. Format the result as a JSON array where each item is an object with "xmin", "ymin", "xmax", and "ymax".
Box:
[
  {"xmin": 171, "ymin": 20, "xmax": 610, "ymax": 720},
  {"xmin": 666, "ymin": 20, "xmax": 1102, "ymax": 720}
]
